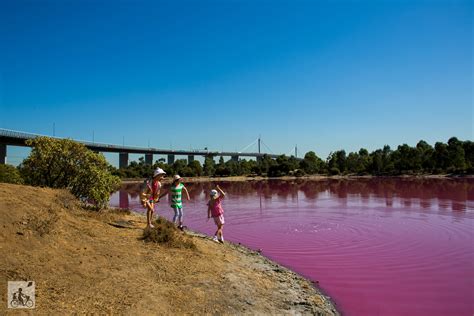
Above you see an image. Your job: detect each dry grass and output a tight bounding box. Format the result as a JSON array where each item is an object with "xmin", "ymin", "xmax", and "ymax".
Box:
[
  {"xmin": 141, "ymin": 217, "xmax": 196, "ymax": 250},
  {"xmin": 26, "ymin": 207, "xmax": 59, "ymax": 236}
]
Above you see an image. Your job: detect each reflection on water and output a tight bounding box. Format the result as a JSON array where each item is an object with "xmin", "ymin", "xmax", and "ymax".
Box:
[
  {"xmin": 117, "ymin": 178, "xmax": 473, "ymax": 212},
  {"xmin": 110, "ymin": 178, "xmax": 474, "ymax": 316},
  {"xmin": 119, "ymin": 191, "xmax": 129, "ymax": 209}
]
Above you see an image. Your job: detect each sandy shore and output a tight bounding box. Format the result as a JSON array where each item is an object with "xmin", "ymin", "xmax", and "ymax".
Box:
[{"xmin": 0, "ymin": 183, "xmax": 339, "ymax": 315}]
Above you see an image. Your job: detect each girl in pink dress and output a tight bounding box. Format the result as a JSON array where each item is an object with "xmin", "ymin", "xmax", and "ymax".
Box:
[{"xmin": 207, "ymin": 185, "xmax": 226, "ymax": 243}]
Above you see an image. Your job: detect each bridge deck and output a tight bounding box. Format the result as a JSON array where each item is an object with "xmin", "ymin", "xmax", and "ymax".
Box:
[{"xmin": 0, "ymin": 128, "xmax": 281, "ymax": 158}]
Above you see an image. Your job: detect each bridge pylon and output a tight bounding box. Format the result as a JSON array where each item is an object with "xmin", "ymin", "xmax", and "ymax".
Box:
[{"xmin": 0, "ymin": 144, "xmax": 6, "ymax": 164}]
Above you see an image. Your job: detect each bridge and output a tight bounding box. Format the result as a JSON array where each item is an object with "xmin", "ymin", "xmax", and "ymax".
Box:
[{"xmin": 0, "ymin": 128, "xmax": 294, "ymax": 167}]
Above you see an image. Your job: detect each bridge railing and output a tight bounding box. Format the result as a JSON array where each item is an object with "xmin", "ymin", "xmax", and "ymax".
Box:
[
  {"xmin": 0, "ymin": 128, "xmax": 49, "ymax": 140},
  {"xmin": 0, "ymin": 128, "xmax": 126, "ymax": 149},
  {"xmin": 0, "ymin": 128, "xmax": 284, "ymax": 158}
]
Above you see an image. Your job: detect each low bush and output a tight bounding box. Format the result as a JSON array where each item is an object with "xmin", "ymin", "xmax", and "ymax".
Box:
[
  {"xmin": 0, "ymin": 164, "xmax": 23, "ymax": 184},
  {"xmin": 141, "ymin": 217, "xmax": 196, "ymax": 249},
  {"xmin": 19, "ymin": 137, "xmax": 121, "ymax": 209}
]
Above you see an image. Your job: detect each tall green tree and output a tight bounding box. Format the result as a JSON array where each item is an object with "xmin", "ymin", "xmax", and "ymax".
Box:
[
  {"xmin": 433, "ymin": 142, "xmax": 449, "ymax": 173},
  {"xmin": 358, "ymin": 148, "xmax": 371, "ymax": 173},
  {"xmin": 203, "ymin": 156, "xmax": 216, "ymax": 176},
  {"xmin": 188, "ymin": 160, "xmax": 203, "ymax": 177},
  {"xmin": 369, "ymin": 149, "xmax": 383, "ymax": 174},
  {"xmin": 327, "ymin": 150, "xmax": 347, "ymax": 174},
  {"xmin": 239, "ymin": 159, "xmax": 256, "ymax": 175},
  {"xmin": 300, "ymin": 151, "xmax": 324, "ymax": 174},
  {"xmin": 447, "ymin": 137, "xmax": 466, "ymax": 172},
  {"xmin": 462, "ymin": 140, "xmax": 474, "ymax": 172},
  {"xmin": 416, "ymin": 140, "xmax": 434, "ymax": 172},
  {"xmin": 346, "ymin": 152, "xmax": 361, "ymax": 174},
  {"xmin": 393, "ymin": 144, "xmax": 421, "ymax": 173},
  {"xmin": 257, "ymin": 154, "xmax": 276, "ymax": 175},
  {"xmin": 381, "ymin": 145, "xmax": 394, "ymax": 173},
  {"xmin": 268, "ymin": 155, "xmax": 292, "ymax": 176},
  {"xmin": 344, "ymin": 149, "xmax": 371, "ymax": 174},
  {"xmin": 172, "ymin": 159, "xmax": 188, "ymax": 176}
]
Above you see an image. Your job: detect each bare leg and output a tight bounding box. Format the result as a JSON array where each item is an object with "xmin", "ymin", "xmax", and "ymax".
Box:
[
  {"xmin": 217, "ymin": 224, "xmax": 224, "ymax": 241},
  {"xmin": 146, "ymin": 202, "xmax": 155, "ymax": 228},
  {"xmin": 150, "ymin": 209, "xmax": 155, "ymax": 227},
  {"xmin": 213, "ymin": 223, "xmax": 221, "ymax": 242}
]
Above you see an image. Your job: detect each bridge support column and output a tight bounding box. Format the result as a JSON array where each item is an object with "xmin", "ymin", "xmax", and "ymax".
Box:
[
  {"xmin": 119, "ymin": 152, "xmax": 129, "ymax": 169},
  {"xmin": 187, "ymin": 155, "xmax": 194, "ymax": 164},
  {"xmin": 231, "ymin": 155, "xmax": 239, "ymax": 162},
  {"xmin": 0, "ymin": 144, "xmax": 6, "ymax": 164},
  {"xmin": 145, "ymin": 153, "xmax": 153, "ymax": 165},
  {"xmin": 167, "ymin": 154, "xmax": 175, "ymax": 165}
]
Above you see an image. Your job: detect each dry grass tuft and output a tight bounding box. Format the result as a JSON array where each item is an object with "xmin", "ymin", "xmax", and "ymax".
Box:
[
  {"xmin": 141, "ymin": 217, "xmax": 196, "ymax": 250},
  {"xmin": 54, "ymin": 190, "xmax": 79, "ymax": 210},
  {"xmin": 27, "ymin": 208, "xmax": 59, "ymax": 236},
  {"xmin": 108, "ymin": 208, "xmax": 131, "ymax": 215}
]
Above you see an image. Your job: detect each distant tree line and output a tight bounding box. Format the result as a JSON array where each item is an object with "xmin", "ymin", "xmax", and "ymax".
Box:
[{"xmin": 112, "ymin": 137, "xmax": 473, "ymax": 178}]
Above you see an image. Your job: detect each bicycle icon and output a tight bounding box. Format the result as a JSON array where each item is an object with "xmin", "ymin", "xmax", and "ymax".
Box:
[
  {"xmin": 11, "ymin": 293, "xmax": 34, "ymax": 308},
  {"xmin": 8, "ymin": 281, "xmax": 35, "ymax": 309}
]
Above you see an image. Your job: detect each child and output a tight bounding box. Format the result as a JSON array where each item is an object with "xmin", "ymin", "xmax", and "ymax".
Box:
[
  {"xmin": 140, "ymin": 168, "xmax": 166, "ymax": 228},
  {"xmin": 169, "ymin": 175, "xmax": 190, "ymax": 230},
  {"xmin": 207, "ymin": 184, "xmax": 226, "ymax": 243}
]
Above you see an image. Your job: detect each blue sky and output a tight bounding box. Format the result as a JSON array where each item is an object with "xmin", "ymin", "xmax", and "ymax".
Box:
[{"xmin": 1, "ymin": 0, "xmax": 472, "ymax": 166}]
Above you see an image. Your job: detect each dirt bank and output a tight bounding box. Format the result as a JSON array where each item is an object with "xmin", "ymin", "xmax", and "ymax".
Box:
[{"xmin": 0, "ymin": 183, "xmax": 338, "ymax": 315}]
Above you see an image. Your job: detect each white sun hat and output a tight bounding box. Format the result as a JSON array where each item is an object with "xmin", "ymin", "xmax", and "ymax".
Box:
[
  {"xmin": 153, "ymin": 168, "xmax": 166, "ymax": 177},
  {"xmin": 210, "ymin": 189, "xmax": 218, "ymax": 197},
  {"xmin": 173, "ymin": 175, "xmax": 181, "ymax": 181}
]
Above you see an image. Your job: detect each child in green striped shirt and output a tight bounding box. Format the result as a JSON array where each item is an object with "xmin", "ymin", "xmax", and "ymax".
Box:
[{"xmin": 169, "ymin": 175, "xmax": 190, "ymax": 230}]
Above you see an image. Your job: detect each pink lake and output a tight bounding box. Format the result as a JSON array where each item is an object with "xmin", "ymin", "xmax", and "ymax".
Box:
[{"xmin": 110, "ymin": 178, "xmax": 474, "ymax": 315}]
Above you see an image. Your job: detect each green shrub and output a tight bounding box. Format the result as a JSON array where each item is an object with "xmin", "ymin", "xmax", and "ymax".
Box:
[
  {"xmin": 142, "ymin": 217, "xmax": 196, "ymax": 249},
  {"xmin": 0, "ymin": 164, "xmax": 23, "ymax": 184},
  {"xmin": 329, "ymin": 167, "xmax": 340, "ymax": 175},
  {"xmin": 19, "ymin": 137, "xmax": 121, "ymax": 209}
]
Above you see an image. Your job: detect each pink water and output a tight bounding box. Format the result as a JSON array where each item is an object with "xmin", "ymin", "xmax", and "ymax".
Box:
[{"xmin": 110, "ymin": 178, "xmax": 474, "ymax": 315}]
